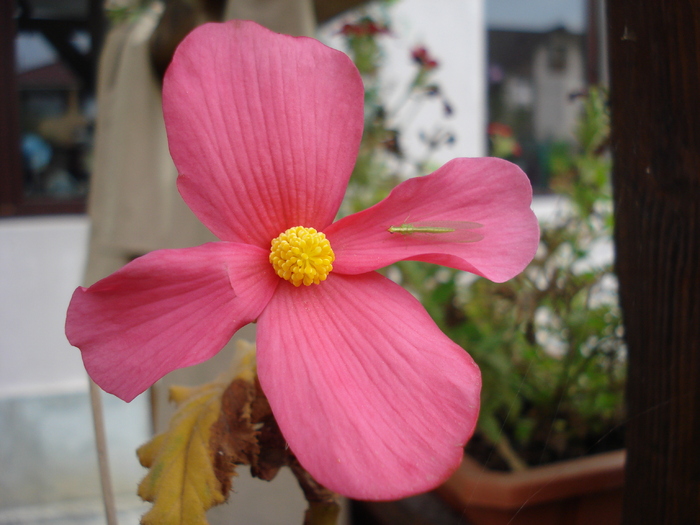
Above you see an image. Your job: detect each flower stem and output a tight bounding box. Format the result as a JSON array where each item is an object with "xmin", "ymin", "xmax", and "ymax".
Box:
[
  {"xmin": 88, "ymin": 377, "xmax": 118, "ymax": 525},
  {"xmin": 288, "ymin": 458, "xmax": 341, "ymax": 525},
  {"xmin": 495, "ymin": 434, "xmax": 529, "ymax": 472}
]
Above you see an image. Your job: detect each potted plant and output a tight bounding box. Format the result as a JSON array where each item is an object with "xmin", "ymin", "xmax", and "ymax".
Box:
[{"xmin": 398, "ymin": 88, "xmax": 626, "ymax": 524}]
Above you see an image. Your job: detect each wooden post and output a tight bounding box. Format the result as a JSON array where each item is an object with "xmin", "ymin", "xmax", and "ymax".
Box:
[{"xmin": 607, "ymin": 1, "xmax": 700, "ymax": 523}]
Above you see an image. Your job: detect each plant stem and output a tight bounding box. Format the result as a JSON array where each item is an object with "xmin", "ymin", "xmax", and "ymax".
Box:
[
  {"xmin": 495, "ymin": 435, "xmax": 529, "ymax": 472},
  {"xmin": 88, "ymin": 377, "xmax": 118, "ymax": 525},
  {"xmin": 289, "ymin": 458, "xmax": 341, "ymax": 525}
]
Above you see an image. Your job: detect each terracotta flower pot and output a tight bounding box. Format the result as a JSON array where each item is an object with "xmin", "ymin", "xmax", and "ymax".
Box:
[{"xmin": 436, "ymin": 449, "xmax": 625, "ymax": 525}]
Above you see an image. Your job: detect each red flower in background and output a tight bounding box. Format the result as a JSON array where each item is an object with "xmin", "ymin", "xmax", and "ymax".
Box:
[
  {"xmin": 488, "ymin": 122, "xmax": 523, "ymax": 158},
  {"xmin": 340, "ymin": 16, "xmax": 390, "ymax": 37},
  {"xmin": 411, "ymin": 46, "xmax": 439, "ymax": 70}
]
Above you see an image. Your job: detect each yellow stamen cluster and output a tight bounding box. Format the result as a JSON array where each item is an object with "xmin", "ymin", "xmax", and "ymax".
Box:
[{"xmin": 269, "ymin": 226, "xmax": 335, "ymax": 286}]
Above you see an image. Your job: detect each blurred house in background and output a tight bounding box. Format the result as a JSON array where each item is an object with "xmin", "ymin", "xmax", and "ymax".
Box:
[
  {"xmin": 485, "ymin": 0, "xmax": 607, "ymax": 191},
  {"xmin": 488, "ymin": 26, "xmax": 586, "ymax": 188}
]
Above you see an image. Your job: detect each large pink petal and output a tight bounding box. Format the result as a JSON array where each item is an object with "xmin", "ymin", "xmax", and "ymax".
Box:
[
  {"xmin": 326, "ymin": 157, "xmax": 539, "ymax": 283},
  {"xmin": 163, "ymin": 21, "xmax": 364, "ymax": 248},
  {"xmin": 256, "ymin": 273, "xmax": 480, "ymax": 500},
  {"xmin": 66, "ymin": 243, "xmax": 278, "ymax": 401}
]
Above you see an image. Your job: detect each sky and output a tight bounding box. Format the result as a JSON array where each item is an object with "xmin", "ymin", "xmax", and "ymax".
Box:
[{"xmin": 486, "ymin": 0, "xmax": 586, "ymax": 33}]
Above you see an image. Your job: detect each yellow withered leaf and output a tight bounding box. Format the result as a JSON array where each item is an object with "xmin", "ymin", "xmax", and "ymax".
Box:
[
  {"xmin": 137, "ymin": 381, "xmax": 228, "ymax": 525},
  {"xmin": 136, "ymin": 340, "xmax": 262, "ymax": 525}
]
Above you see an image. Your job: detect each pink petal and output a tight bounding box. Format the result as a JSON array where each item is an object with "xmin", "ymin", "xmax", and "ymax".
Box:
[
  {"xmin": 256, "ymin": 272, "xmax": 481, "ymax": 500},
  {"xmin": 163, "ymin": 21, "xmax": 364, "ymax": 248},
  {"xmin": 66, "ymin": 243, "xmax": 278, "ymax": 401},
  {"xmin": 326, "ymin": 157, "xmax": 539, "ymax": 283}
]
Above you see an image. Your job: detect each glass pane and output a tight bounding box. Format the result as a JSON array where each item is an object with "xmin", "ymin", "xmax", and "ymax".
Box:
[
  {"xmin": 15, "ymin": 26, "xmax": 94, "ymax": 201},
  {"xmin": 485, "ymin": 0, "xmax": 599, "ymax": 191}
]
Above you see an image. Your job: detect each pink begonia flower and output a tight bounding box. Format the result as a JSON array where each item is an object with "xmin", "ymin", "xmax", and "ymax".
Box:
[{"xmin": 66, "ymin": 21, "xmax": 539, "ymax": 500}]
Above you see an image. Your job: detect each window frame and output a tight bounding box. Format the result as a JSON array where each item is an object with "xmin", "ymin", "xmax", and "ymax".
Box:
[{"xmin": 0, "ymin": 0, "xmax": 103, "ymax": 217}]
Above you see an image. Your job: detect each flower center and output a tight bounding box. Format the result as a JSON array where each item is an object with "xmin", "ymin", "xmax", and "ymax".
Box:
[{"xmin": 269, "ymin": 226, "xmax": 335, "ymax": 286}]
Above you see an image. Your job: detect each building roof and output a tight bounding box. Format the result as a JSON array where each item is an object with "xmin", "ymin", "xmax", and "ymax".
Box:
[{"xmin": 488, "ymin": 27, "xmax": 584, "ymax": 78}]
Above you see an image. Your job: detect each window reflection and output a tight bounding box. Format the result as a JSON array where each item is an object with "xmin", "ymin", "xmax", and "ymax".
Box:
[
  {"xmin": 5, "ymin": 0, "xmax": 100, "ymax": 211},
  {"xmin": 17, "ymin": 30, "xmax": 93, "ymax": 199},
  {"xmin": 486, "ymin": 0, "xmax": 604, "ymax": 191}
]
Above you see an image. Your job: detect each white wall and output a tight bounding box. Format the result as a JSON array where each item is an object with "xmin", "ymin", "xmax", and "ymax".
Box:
[
  {"xmin": 320, "ymin": 0, "xmax": 486, "ymax": 168},
  {"xmin": 0, "ymin": 216, "xmax": 151, "ymax": 513},
  {"xmin": 0, "ymin": 215, "xmax": 91, "ymax": 398},
  {"xmin": 381, "ymin": 0, "xmax": 486, "ymax": 162}
]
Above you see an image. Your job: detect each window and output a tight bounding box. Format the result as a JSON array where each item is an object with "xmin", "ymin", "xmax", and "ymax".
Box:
[{"xmin": 0, "ymin": 0, "xmax": 103, "ymax": 216}]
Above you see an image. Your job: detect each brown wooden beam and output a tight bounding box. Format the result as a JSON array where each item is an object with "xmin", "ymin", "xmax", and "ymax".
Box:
[{"xmin": 607, "ymin": 1, "xmax": 700, "ymax": 523}]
